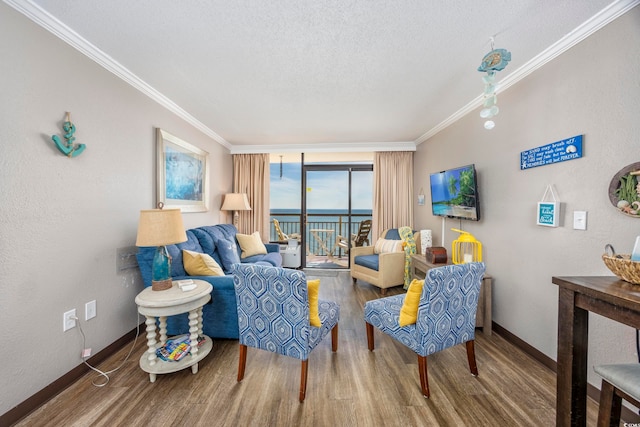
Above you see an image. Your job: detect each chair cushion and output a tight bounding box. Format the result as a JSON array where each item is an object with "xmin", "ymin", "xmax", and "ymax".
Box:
[
  {"xmin": 307, "ymin": 279, "xmax": 321, "ymax": 327},
  {"xmin": 384, "ymin": 229, "xmax": 402, "ymax": 240},
  {"xmin": 399, "ymin": 279, "xmax": 424, "ymax": 326},
  {"xmin": 308, "ymin": 299, "xmax": 339, "ymax": 352},
  {"xmin": 236, "ymin": 231, "xmax": 268, "ymax": 258},
  {"xmin": 182, "ymin": 250, "xmax": 224, "ymax": 276},
  {"xmin": 364, "ymin": 294, "xmax": 421, "ymax": 352},
  {"xmin": 594, "ymin": 364, "xmax": 640, "ymax": 401},
  {"xmin": 354, "ymin": 254, "xmax": 380, "ymax": 271}
]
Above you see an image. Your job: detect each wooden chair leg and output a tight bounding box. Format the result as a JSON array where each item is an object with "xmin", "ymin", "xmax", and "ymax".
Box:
[
  {"xmin": 365, "ymin": 322, "xmax": 375, "ymax": 351},
  {"xmin": 299, "ymin": 360, "xmax": 309, "ymax": 402},
  {"xmin": 597, "ymin": 380, "xmax": 622, "ymax": 427},
  {"xmin": 237, "ymin": 344, "xmax": 247, "ymax": 382},
  {"xmin": 331, "ymin": 324, "xmax": 339, "ymax": 352},
  {"xmin": 466, "ymin": 340, "xmax": 478, "ymax": 376},
  {"xmin": 418, "ymin": 355, "xmax": 430, "ymax": 398}
]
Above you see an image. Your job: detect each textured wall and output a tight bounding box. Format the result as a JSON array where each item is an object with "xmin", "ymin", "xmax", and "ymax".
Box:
[
  {"xmin": 414, "ymin": 7, "xmax": 640, "ymax": 389},
  {"xmin": 0, "ymin": 4, "xmax": 231, "ymax": 414}
]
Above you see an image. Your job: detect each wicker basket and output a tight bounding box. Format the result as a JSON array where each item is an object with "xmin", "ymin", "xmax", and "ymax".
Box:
[{"xmin": 602, "ymin": 254, "xmax": 640, "ymax": 285}]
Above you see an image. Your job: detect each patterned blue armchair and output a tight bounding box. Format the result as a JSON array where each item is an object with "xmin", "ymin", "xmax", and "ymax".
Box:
[
  {"xmin": 231, "ymin": 263, "xmax": 340, "ymax": 402},
  {"xmin": 364, "ymin": 262, "xmax": 486, "ymax": 397}
]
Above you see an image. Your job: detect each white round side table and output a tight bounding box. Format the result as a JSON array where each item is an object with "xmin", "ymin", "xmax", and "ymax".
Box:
[{"xmin": 135, "ymin": 279, "xmax": 213, "ymax": 383}]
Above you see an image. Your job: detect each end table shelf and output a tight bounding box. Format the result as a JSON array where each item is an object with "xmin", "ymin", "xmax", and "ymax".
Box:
[{"xmin": 135, "ymin": 279, "xmax": 213, "ymax": 382}]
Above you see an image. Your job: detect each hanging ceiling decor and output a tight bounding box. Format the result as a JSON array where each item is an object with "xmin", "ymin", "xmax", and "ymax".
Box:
[{"xmin": 477, "ymin": 38, "xmax": 511, "ymax": 130}]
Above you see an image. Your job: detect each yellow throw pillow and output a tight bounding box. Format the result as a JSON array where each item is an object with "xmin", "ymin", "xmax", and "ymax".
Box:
[
  {"xmin": 399, "ymin": 279, "xmax": 424, "ymax": 327},
  {"xmin": 182, "ymin": 250, "xmax": 224, "ymax": 276},
  {"xmin": 307, "ymin": 279, "xmax": 322, "ymax": 327},
  {"xmin": 236, "ymin": 231, "xmax": 268, "ymax": 258}
]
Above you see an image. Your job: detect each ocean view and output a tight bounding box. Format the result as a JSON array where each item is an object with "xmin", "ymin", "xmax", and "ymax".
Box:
[{"xmin": 269, "ymin": 209, "xmax": 372, "ymax": 245}]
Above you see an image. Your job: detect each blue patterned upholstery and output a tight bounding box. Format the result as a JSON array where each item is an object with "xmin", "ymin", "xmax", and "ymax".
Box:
[
  {"xmin": 231, "ymin": 263, "xmax": 340, "ymax": 401},
  {"xmin": 364, "ymin": 262, "xmax": 486, "ymax": 397}
]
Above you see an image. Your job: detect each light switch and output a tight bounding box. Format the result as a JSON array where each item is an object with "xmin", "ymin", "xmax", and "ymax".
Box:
[{"xmin": 573, "ymin": 211, "xmax": 587, "ymax": 230}]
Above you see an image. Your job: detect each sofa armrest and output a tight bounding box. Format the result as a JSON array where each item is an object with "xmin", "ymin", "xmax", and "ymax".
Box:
[{"xmin": 351, "ymin": 246, "xmax": 374, "ymax": 257}]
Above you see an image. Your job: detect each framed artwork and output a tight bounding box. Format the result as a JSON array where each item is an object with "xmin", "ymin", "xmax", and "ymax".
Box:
[
  {"xmin": 156, "ymin": 128, "xmax": 209, "ymax": 212},
  {"xmin": 537, "ymin": 202, "xmax": 559, "ymax": 227}
]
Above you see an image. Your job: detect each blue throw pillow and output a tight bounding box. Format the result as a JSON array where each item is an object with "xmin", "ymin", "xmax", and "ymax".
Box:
[{"xmin": 215, "ymin": 238, "xmax": 241, "ymax": 273}]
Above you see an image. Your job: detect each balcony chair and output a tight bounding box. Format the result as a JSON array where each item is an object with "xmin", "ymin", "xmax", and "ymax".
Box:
[
  {"xmin": 364, "ymin": 262, "xmax": 486, "ymax": 397},
  {"xmin": 335, "ymin": 219, "xmax": 372, "ymax": 253},
  {"xmin": 272, "ymin": 218, "xmax": 300, "ymax": 242},
  {"xmin": 231, "ymin": 263, "xmax": 340, "ymax": 402},
  {"xmin": 593, "ymin": 364, "xmax": 640, "ymax": 426},
  {"xmin": 350, "ymin": 228, "xmax": 422, "ymax": 295}
]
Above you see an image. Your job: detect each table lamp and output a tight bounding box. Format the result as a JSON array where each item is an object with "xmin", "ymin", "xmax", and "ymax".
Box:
[
  {"xmin": 221, "ymin": 193, "xmax": 252, "ymax": 228},
  {"xmin": 136, "ymin": 203, "xmax": 187, "ymax": 291}
]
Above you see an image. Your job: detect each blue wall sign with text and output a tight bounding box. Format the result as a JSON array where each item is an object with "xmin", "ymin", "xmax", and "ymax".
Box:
[{"xmin": 520, "ymin": 135, "xmax": 583, "ymax": 170}]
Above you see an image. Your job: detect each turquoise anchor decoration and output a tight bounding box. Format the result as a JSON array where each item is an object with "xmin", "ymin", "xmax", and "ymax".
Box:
[{"xmin": 52, "ymin": 112, "xmax": 86, "ymax": 157}]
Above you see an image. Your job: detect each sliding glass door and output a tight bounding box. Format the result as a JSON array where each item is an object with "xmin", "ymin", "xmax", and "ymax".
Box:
[{"xmin": 303, "ymin": 165, "xmax": 372, "ymax": 269}]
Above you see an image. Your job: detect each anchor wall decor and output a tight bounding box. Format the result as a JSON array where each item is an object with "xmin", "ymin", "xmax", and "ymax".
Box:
[{"xmin": 51, "ymin": 112, "xmax": 86, "ymax": 157}]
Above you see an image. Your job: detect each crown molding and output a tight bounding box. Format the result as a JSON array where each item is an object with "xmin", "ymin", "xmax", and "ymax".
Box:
[
  {"xmin": 414, "ymin": 0, "xmax": 640, "ymax": 145},
  {"xmin": 230, "ymin": 141, "xmax": 416, "ymax": 154},
  {"xmin": 5, "ymin": 0, "xmax": 232, "ymax": 149},
  {"xmin": 7, "ymin": 0, "xmax": 637, "ymax": 151}
]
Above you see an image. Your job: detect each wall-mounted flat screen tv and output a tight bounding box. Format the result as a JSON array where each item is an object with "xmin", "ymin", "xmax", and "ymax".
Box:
[{"xmin": 429, "ymin": 164, "xmax": 480, "ymax": 221}]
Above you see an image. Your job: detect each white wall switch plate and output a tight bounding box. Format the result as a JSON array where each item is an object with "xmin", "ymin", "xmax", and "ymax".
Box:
[
  {"xmin": 85, "ymin": 300, "xmax": 96, "ymax": 320},
  {"xmin": 573, "ymin": 211, "xmax": 587, "ymax": 230}
]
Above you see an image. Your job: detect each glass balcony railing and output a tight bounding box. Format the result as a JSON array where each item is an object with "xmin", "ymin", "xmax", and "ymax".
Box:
[{"xmin": 270, "ymin": 212, "xmax": 372, "ymax": 258}]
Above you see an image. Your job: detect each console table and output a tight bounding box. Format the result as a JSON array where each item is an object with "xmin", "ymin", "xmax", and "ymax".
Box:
[
  {"xmin": 552, "ymin": 276, "xmax": 640, "ymax": 427},
  {"xmin": 410, "ymin": 254, "xmax": 492, "ymax": 335},
  {"xmin": 135, "ymin": 280, "xmax": 213, "ymax": 383}
]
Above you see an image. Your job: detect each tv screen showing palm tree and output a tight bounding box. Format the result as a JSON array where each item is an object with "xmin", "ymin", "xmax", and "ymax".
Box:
[{"xmin": 429, "ymin": 164, "xmax": 480, "ymax": 221}]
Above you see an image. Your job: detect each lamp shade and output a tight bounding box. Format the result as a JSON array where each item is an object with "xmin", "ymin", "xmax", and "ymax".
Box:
[
  {"xmin": 135, "ymin": 208, "xmax": 187, "ymax": 247},
  {"xmin": 221, "ymin": 193, "xmax": 252, "ymax": 211}
]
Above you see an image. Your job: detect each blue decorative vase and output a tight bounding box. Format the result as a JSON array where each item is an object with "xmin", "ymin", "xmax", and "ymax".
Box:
[{"xmin": 151, "ymin": 246, "xmax": 172, "ymax": 291}]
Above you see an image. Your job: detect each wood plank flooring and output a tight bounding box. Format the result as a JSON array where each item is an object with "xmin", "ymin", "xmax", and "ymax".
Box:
[{"xmin": 15, "ymin": 270, "xmax": 601, "ymax": 427}]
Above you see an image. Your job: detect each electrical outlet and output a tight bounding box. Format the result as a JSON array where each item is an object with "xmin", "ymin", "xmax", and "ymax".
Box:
[
  {"xmin": 85, "ymin": 300, "xmax": 96, "ymax": 320},
  {"xmin": 63, "ymin": 309, "xmax": 77, "ymax": 332}
]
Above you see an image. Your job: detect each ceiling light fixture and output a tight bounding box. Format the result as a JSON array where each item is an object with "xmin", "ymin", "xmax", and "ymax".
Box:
[{"xmin": 478, "ymin": 37, "xmax": 511, "ymax": 130}]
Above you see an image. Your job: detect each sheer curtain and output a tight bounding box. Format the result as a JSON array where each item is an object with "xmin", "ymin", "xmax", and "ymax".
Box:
[
  {"xmin": 372, "ymin": 151, "xmax": 414, "ymax": 240},
  {"xmin": 232, "ymin": 154, "xmax": 270, "ymax": 238}
]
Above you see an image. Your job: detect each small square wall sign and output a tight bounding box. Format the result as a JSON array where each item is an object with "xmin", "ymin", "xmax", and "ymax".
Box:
[{"xmin": 537, "ymin": 202, "xmax": 559, "ymax": 227}]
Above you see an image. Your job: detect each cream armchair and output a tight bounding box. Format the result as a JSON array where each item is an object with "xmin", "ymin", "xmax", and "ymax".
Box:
[{"xmin": 351, "ymin": 229, "xmax": 421, "ymax": 295}]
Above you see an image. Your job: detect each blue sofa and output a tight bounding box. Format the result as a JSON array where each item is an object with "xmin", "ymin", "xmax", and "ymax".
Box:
[{"xmin": 136, "ymin": 224, "xmax": 282, "ymax": 339}]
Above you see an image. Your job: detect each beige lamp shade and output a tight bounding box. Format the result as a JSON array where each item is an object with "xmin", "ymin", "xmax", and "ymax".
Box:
[
  {"xmin": 136, "ymin": 208, "xmax": 187, "ymax": 247},
  {"xmin": 221, "ymin": 193, "xmax": 252, "ymax": 211}
]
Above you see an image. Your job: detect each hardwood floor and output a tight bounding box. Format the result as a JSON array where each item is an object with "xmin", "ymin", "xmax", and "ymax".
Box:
[{"xmin": 15, "ymin": 270, "xmax": 601, "ymax": 427}]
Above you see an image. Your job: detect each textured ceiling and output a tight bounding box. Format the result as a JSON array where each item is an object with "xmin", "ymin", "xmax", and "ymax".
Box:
[{"xmin": 9, "ymin": 0, "xmax": 634, "ymax": 152}]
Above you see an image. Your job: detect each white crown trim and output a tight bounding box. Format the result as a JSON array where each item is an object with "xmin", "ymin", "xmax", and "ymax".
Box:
[
  {"xmin": 5, "ymin": 0, "xmax": 231, "ymax": 149},
  {"xmin": 230, "ymin": 141, "xmax": 416, "ymax": 154}
]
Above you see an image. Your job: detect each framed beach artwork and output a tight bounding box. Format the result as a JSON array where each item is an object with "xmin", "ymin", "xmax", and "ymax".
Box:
[{"xmin": 156, "ymin": 128, "xmax": 209, "ymax": 212}]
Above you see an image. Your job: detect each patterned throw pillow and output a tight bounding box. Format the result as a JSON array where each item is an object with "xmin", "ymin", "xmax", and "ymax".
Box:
[
  {"xmin": 374, "ymin": 238, "xmax": 403, "ymax": 254},
  {"xmin": 236, "ymin": 231, "xmax": 268, "ymax": 258},
  {"xmin": 182, "ymin": 250, "xmax": 224, "ymax": 276},
  {"xmin": 215, "ymin": 238, "xmax": 241, "ymax": 272},
  {"xmin": 307, "ymin": 279, "xmax": 322, "ymax": 327},
  {"xmin": 399, "ymin": 279, "xmax": 424, "ymax": 326}
]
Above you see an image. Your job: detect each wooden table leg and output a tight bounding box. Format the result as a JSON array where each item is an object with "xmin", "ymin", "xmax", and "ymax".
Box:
[{"xmin": 556, "ymin": 287, "xmax": 589, "ymax": 427}]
